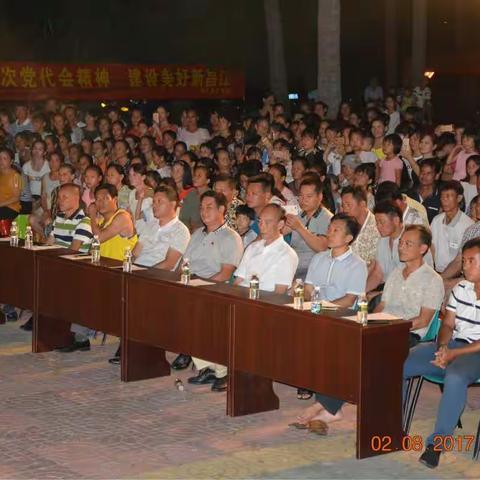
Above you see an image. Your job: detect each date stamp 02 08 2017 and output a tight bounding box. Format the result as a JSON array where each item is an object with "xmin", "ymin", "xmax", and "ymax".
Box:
[{"xmin": 370, "ymin": 435, "xmax": 476, "ymax": 453}]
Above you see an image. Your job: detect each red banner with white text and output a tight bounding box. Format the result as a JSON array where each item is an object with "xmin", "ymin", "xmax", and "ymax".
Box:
[{"xmin": 0, "ymin": 62, "xmax": 245, "ymax": 101}]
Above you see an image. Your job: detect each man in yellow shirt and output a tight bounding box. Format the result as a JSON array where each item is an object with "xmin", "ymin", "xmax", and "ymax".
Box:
[{"xmin": 88, "ymin": 184, "xmax": 137, "ymax": 260}]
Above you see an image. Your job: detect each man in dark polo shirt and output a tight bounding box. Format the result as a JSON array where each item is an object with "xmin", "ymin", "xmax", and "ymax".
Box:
[{"xmin": 408, "ymin": 157, "xmax": 441, "ymax": 224}]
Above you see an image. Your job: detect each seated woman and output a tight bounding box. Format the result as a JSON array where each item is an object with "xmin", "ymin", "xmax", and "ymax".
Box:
[
  {"xmin": 0, "ymin": 147, "xmax": 21, "ymax": 221},
  {"xmin": 127, "ymin": 163, "xmax": 154, "ymax": 226}
]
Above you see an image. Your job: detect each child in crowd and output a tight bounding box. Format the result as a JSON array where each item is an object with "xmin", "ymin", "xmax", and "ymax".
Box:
[
  {"xmin": 81, "ymin": 165, "xmax": 103, "ymax": 208},
  {"xmin": 235, "ymin": 205, "xmax": 257, "ymax": 248},
  {"xmin": 377, "ymin": 133, "xmax": 403, "ymax": 186},
  {"xmin": 469, "ymin": 195, "xmax": 480, "ymax": 222}
]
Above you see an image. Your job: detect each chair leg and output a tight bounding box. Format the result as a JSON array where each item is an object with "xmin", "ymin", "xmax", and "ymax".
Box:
[
  {"xmin": 101, "ymin": 334, "xmax": 107, "ymax": 346},
  {"xmin": 473, "ymin": 418, "xmax": 480, "ymax": 460},
  {"xmin": 403, "ymin": 376, "xmax": 424, "ymax": 434}
]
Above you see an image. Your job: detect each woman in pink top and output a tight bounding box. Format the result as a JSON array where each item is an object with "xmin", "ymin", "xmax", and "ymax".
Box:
[
  {"xmin": 377, "ymin": 134, "xmax": 403, "ymax": 186},
  {"xmin": 82, "ymin": 165, "xmax": 103, "ymax": 209},
  {"xmin": 445, "ymin": 129, "xmax": 478, "ymax": 181}
]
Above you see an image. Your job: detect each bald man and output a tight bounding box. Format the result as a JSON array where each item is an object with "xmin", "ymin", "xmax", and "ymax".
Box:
[
  {"xmin": 19, "ymin": 184, "xmax": 93, "ymax": 333},
  {"xmin": 48, "ymin": 183, "xmax": 93, "ymax": 253},
  {"xmin": 191, "ymin": 204, "xmax": 298, "ymax": 392}
]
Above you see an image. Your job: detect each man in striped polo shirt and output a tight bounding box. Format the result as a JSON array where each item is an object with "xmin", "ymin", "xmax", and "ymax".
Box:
[
  {"xmin": 49, "ymin": 183, "xmax": 93, "ymax": 253},
  {"xmin": 19, "ymin": 184, "xmax": 93, "ymax": 332},
  {"xmin": 404, "ymin": 237, "xmax": 480, "ymax": 468},
  {"xmin": 47, "ymin": 183, "xmax": 93, "ymax": 351}
]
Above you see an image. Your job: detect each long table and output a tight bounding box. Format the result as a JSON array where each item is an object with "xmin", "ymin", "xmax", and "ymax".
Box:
[
  {"xmin": 0, "ymin": 241, "xmax": 39, "ymax": 312},
  {"xmin": 125, "ymin": 270, "xmax": 410, "ymax": 459},
  {"xmin": 0, "ymin": 244, "xmax": 411, "ymax": 459}
]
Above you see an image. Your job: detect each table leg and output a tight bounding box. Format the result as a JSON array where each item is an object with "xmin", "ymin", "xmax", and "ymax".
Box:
[
  {"xmin": 33, "ymin": 314, "xmax": 73, "ymax": 353},
  {"xmin": 356, "ymin": 330, "xmax": 408, "ymax": 458},
  {"xmin": 121, "ymin": 338, "xmax": 171, "ymax": 382},
  {"xmin": 227, "ymin": 370, "xmax": 279, "ymax": 416}
]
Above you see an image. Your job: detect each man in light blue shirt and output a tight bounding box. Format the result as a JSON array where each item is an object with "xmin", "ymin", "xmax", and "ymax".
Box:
[
  {"xmin": 304, "ymin": 213, "xmax": 367, "ymax": 307},
  {"xmin": 294, "ymin": 213, "xmax": 368, "ymax": 430}
]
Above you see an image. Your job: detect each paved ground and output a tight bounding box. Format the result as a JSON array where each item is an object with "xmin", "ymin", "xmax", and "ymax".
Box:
[{"xmin": 1, "ymin": 319, "xmax": 480, "ymax": 479}]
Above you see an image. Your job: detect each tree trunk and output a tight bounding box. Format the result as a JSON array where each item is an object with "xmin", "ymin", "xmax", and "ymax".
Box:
[
  {"xmin": 264, "ymin": 0, "xmax": 288, "ymax": 102},
  {"xmin": 317, "ymin": 0, "xmax": 342, "ymax": 115},
  {"xmin": 411, "ymin": 0, "xmax": 427, "ymax": 86}
]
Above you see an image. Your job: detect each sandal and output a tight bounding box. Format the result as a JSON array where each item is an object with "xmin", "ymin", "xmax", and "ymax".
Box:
[
  {"xmin": 297, "ymin": 388, "xmax": 313, "ymax": 400},
  {"xmin": 288, "ymin": 421, "xmax": 309, "ymax": 430},
  {"xmin": 308, "ymin": 419, "xmax": 329, "ymax": 435}
]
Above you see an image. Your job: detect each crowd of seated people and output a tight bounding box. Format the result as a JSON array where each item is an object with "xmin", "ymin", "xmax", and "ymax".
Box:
[{"xmin": 1, "ymin": 91, "xmax": 480, "ymax": 469}]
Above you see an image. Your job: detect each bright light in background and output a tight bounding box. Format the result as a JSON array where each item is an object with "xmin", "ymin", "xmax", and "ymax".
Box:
[
  {"xmin": 120, "ymin": 106, "xmax": 129, "ymax": 112},
  {"xmin": 424, "ymin": 71, "xmax": 435, "ymax": 79},
  {"xmin": 100, "ymin": 102, "xmax": 107, "ymax": 108}
]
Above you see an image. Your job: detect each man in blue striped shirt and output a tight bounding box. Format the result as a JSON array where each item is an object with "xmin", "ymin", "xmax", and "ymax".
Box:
[{"xmin": 404, "ymin": 237, "xmax": 480, "ymax": 468}]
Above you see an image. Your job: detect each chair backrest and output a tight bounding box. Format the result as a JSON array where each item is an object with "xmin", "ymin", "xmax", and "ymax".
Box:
[{"xmin": 421, "ymin": 310, "xmax": 440, "ymax": 342}]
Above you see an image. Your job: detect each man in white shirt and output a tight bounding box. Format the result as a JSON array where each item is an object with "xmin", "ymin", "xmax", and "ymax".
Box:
[
  {"xmin": 404, "ymin": 237, "xmax": 480, "ymax": 469},
  {"xmin": 177, "ymin": 109, "xmax": 210, "ymax": 151},
  {"xmin": 375, "ymin": 225, "xmax": 444, "ymax": 348},
  {"xmin": 105, "ymin": 185, "xmax": 192, "ymax": 366},
  {"xmin": 431, "ymin": 181, "xmax": 473, "ymax": 273},
  {"xmin": 133, "ymin": 185, "xmax": 190, "ymax": 269},
  {"xmin": 234, "ymin": 203, "xmax": 298, "ymax": 293}
]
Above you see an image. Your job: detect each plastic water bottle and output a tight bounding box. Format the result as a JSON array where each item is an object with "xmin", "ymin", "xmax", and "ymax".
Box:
[
  {"xmin": 91, "ymin": 235, "xmax": 101, "ymax": 264},
  {"xmin": 24, "ymin": 226, "xmax": 33, "ymax": 249},
  {"xmin": 174, "ymin": 378, "xmax": 184, "ymax": 391},
  {"xmin": 180, "ymin": 258, "xmax": 191, "ymax": 285},
  {"xmin": 249, "ymin": 274, "xmax": 260, "ymax": 300},
  {"xmin": 311, "ymin": 286, "xmax": 321, "ymax": 314},
  {"xmin": 9, "ymin": 221, "xmax": 18, "ymax": 247},
  {"xmin": 357, "ymin": 294, "xmax": 369, "ymax": 326},
  {"xmin": 261, "ymin": 148, "xmax": 269, "ymax": 169},
  {"xmin": 293, "ymin": 278, "xmax": 304, "ymax": 310},
  {"xmin": 123, "ymin": 246, "xmax": 132, "ymax": 273}
]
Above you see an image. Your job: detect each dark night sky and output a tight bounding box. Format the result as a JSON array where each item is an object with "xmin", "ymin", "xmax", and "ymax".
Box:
[{"xmin": 0, "ymin": 0, "xmax": 479, "ymax": 118}]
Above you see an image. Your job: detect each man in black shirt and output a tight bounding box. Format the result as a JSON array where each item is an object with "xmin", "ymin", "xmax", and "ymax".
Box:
[{"xmin": 408, "ymin": 157, "xmax": 442, "ymax": 223}]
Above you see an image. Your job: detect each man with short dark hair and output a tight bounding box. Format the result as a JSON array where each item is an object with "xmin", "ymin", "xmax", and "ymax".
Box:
[
  {"xmin": 367, "ymin": 201, "xmax": 405, "ymax": 292},
  {"xmin": 375, "ymin": 181, "xmax": 428, "ymax": 226},
  {"xmin": 431, "ymin": 180, "xmax": 473, "ymax": 273},
  {"xmin": 285, "ymin": 177, "xmax": 331, "ymax": 278},
  {"xmin": 172, "ymin": 192, "xmax": 243, "ymax": 387},
  {"xmin": 408, "ymin": 158, "xmax": 442, "ymax": 223},
  {"xmin": 293, "ymin": 213, "xmax": 367, "ymax": 430},
  {"xmin": 133, "ymin": 186, "xmax": 190, "ymax": 269},
  {"xmin": 88, "ymin": 184, "xmax": 137, "ymax": 261},
  {"xmin": 405, "ymin": 238, "xmax": 480, "ymax": 468},
  {"xmin": 177, "ymin": 108, "xmax": 210, "ymax": 150},
  {"xmin": 246, "ymin": 174, "xmax": 274, "ymax": 234},
  {"xmin": 304, "ymin": 213, "xmax": 366, "ymax": 307},
  {"xmin": 375, "ymin": 225, "xmax": 444, "ymax": 348},
  {"xmin": 341, "ymin": 186, "xmax": 380, "ymax": 264}
]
